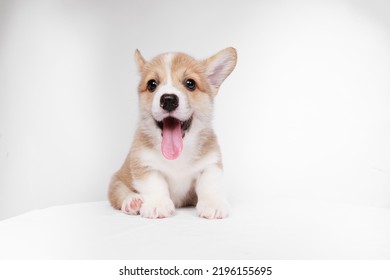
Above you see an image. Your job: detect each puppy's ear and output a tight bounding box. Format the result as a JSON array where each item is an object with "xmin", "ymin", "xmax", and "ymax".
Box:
[
  {"xmin": 204, "ymin": 47, "xmax": 237, "ymax": 91},
  {"xmin": 134, "ymin": 49, "xmax": 147, "ymax": 72}
]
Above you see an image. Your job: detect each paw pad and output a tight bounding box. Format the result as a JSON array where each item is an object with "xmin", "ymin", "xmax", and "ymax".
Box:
[{"xmin": 121, "ymin": 194, "xmax": 143, "ymax": 215}]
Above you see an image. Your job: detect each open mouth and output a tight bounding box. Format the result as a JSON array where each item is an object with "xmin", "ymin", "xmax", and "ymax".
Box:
[
  {"xmin": 155, "ymin": 116, "xmax": 193, "ymax": 138},
  {"xmin": 154, "ymin": 116, "xmax": 193, "ymax": 160}
]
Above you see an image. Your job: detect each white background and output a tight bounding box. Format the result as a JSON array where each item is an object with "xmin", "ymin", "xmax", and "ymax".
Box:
[{"xmin": 0, "ymin": 0, "xmax": 389, "ymax": 220}]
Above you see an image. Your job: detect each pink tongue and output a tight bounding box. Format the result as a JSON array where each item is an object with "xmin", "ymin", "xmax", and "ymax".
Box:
[{"xmin": 161, "ymin": 118, "xmax": 183, "ymax": 160}]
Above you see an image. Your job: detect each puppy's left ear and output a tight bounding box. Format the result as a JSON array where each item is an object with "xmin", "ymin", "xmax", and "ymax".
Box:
[{"xmin": 205, "ymin": 47, "xmax": 237, "ymax": 91}]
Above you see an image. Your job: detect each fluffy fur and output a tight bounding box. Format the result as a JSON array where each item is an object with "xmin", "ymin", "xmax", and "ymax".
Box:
[{"xmin": 108, "ymin": 48, "xmax": 237, "ymax": 219}]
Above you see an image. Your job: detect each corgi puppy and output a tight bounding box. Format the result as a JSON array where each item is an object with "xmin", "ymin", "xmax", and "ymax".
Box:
[{"xmin": 108, "ymin": 48, "xmax": 237, "ymax": 219}]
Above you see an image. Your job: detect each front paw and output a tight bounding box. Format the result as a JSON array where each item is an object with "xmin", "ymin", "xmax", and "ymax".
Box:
[
  {"xmin": 196, "ymin": 197, "xmax": 230, "ymax": 219},
  {"xmin": 140, "ymin": 197, "xmax": 175, "ymax": 219},
  {"xmin": 121, "ymin": 193, "xmax": 143, "ymax": 215}
]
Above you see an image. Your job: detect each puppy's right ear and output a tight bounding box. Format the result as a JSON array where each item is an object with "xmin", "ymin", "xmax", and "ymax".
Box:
[{"xmin": 134, "ymin": 49, "xmax": 146, "ymax": 72}]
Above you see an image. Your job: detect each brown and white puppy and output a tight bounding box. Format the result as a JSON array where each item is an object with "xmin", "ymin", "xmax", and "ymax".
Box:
[{"xmin": 108, "ymin": 48, "xmax": 237, "ymax": 219}]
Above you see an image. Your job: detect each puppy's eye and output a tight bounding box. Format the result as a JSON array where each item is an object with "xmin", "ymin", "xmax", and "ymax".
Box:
[
  {"xmin": 184, "ymin": 79, "xmax": 196, "ymax": 91},
  {"xmin": 147, "ymin": 79, "xmax": 158, "ymax": 92}
]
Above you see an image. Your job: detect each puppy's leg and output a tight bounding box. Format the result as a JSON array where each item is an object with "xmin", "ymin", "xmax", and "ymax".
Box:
[
  {"xmin": 108, "ymin": 176, "xmax": 143, "ymax": 215},
  {"xmin": 196, "ymin": 165, "xmax": 230, "ymax": 219},
  {"xmin": 136, "ymin": 171, "xmax": 175, "ymax": 219}
]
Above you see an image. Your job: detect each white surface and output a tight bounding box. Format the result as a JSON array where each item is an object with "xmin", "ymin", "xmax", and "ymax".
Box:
[
  {"xmin": 0, "ymin": 199, "xmax": 389, "ymax": 259},
  {"xmin": 1, "ymin": 0, "xmax": 390, "ymax": 221}
]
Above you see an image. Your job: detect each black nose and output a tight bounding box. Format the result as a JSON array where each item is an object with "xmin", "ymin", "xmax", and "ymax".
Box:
[{"xmin": 160, "ymin": 94, "xmax": 179, "ymax": 112}]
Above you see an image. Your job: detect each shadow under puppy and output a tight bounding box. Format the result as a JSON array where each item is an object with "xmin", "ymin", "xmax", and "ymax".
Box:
[{"xmin": 109, "ymin": 48, "xmax": 237, "ymax": 219}]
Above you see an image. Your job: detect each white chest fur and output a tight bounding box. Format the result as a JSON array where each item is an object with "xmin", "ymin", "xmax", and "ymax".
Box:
[{"xmin": 137, "ymin": 129, "xmax": 220, "ymax": 206}]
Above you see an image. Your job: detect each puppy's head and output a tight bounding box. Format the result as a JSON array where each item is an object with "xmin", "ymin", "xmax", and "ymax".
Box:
[{"xmin": 135, "ymin": 48, "xmax": 237, "ymax": 160}]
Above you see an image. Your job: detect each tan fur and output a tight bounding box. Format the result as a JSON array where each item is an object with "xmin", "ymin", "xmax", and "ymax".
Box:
[
  {"xmin": 171, "ymin": 54, "xmax": 211, "ymax": 94},
  {"xmin": 108, "ymin": 130, "xmax": 154, "ymax": 210},
  {"xmin": 196, "ymin": 128, "xmax": 223, "ymax": 168}
]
